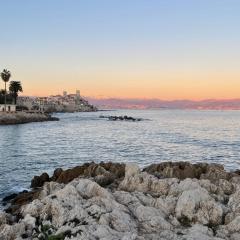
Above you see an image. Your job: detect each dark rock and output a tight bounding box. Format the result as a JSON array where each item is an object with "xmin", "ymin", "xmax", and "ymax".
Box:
[
  {"xmin": 143, "ymin": 161, "xmax": 234, "ymax": 182},
  {"xmin": 100, "ymin": 115, "xmax": 143, "ymax": 122},
  {"xmin": 94, "ymin": 173, "xmax": 115, "ymax": 187},
  {"xmin": 99, "ymin": 162, "xmax": 125, "ymax": 178},
  {"xmin": 56, "ymin": 165, "xmax": 87, "ymax": 184},
  {"xmin": 51, "ymin": 168, "xmax": 63, "ymax": 181},
  {"xmin": 233, "ymin": 169, "xmax": 240, "ymax": 175},
  {"xmin": 83, "ymin": 164, "xmax": 107, "ymax": 177},
  {"xmin": 5, "ymin": 190, "xmax": 40, "ymax": 216},
  {"xmin": 49, "ymin": 162, "xmax": 125, "ymax": 185},
  {"xmin": 31, "ymin": 172, "xmax": 50, "ymax": 188},
  {"xmin": 48, "ymin": 116, "xmax": 60, "ymax": 121},
  {"xmin": 200, "ymin": 163, "xmax": 230, "ymax": 181},
  {"xmin": 2, "ymin": 193, "xmax": 18, "ymax": 202},
  {"xmin": 11, "ymin": 191, "xmax": 40, "ymax": 206}
]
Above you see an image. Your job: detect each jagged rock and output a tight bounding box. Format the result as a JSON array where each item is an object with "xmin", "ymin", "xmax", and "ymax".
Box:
[
  {"xmin": 51, "ymin": 168, "xmax": 63, "ymax": 181},
  {"xmin": 216, "ymin": 179, "xmax": 235, "ymax": 196},
  {"xmin": 5, "ymin": 190, "xmax": 40, "ymax": 216},
  {"xmin": 0, "ymin": 222, "xmax": 25, "ymax": 240},
  {"xmin": 144, "ymin": 161, "xmax": 206, "ymax": 179},
  {"xmin": 129, "ymin": 203, "xmax": 172, "ymax": 233},
  {"xmin": 22, "ymin": 214, "xmax": 36, "ymax": 229},
  {"xmin": 175, "ymin": 187, "xmax": 212, "ymax": 222},
  {"xmin": 0, "ymin": 212, "xmax": 8, "ymax": 225},
  {"xmin": 196, "ymin": 200, "xmax": 223, "ymax": 226},
  {"xmin": 144, "ymin": 162, "xmax": 238, "ymax": 183},
  {"xmin": 200, "ymin": 164, "xmax": 230, "ymax": 182},
  {"xmin": 168, "ymin": 178, "xmax": 200, "ymax": 196},
  {"xmin": 1, "ymin": 162, "xmax": 240, "ymax": 240},
  {"xmin": 56, "ymin": 165, "xmax": 86, "ymax": 184},
  {"xmin": 33, "ymin": 162, "xmax": 126, "ymax": 187},
  {"xmin": 119, "ymin": 164, "xmax": 177, "ymax": 196},
  {"xmin": 184, "ymin": 224, "xmax": 224, "ymax": 240},
  {"xmin": 225, "ymin": 189, "xmax": 240, "ymax": 224},
  {"xmin": 222, "ymin": 216, "xmax": 240, "ymax": 235},
  {"xmin": 2, "ymin": 193, "xmax": 18, "ymax": 203},
  {"xmin": 99, "ymin": 162, "xmax": 125, "ymax": 178},
  {"xmin": 31, "ymin": 172, "xmax": 50, "ymax": 188}
]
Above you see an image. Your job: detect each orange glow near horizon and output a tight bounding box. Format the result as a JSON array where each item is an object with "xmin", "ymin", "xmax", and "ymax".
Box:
[{"xmin": 16, "ymin": 70, "xmax": 240, "ymax": 101}]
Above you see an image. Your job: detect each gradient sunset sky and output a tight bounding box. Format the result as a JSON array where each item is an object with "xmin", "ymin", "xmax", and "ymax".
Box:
[{"xmin": 0, "ymin": 0, "xmax": 240, "ymax": 100}]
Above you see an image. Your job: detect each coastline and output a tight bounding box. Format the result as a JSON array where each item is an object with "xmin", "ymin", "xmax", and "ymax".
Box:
[
  {"xmin": 0, "ymin": 112, "xmax": 59, "ymax": 125},
  {"xmin": 1, "ymin": 161, "xmax": 240, "ymax": 239}
]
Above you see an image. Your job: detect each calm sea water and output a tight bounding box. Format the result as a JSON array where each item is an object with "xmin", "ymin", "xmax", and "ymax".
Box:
[{"xmin": 0, "ymin": 109, "xmax": 240, "ymax": 201}]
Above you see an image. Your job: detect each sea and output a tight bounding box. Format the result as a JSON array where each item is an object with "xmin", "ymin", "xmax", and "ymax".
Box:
[{"xmin": 0, "ymin": 109, "xmax": 240, "ymax": 202}]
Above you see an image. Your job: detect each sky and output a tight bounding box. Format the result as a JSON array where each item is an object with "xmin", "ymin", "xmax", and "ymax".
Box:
[{"xmin": 0, "ymin": 0, "xmax": 240, "ymax": 100}]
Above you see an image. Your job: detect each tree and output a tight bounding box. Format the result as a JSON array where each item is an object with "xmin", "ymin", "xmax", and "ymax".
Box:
[
  {"xmin": 9, "ymin": 81, "xmax": 23, "ymax": 104},
  {"xmin": 1, "ymin": 69, "xmax": 11, "ymax": 110}
]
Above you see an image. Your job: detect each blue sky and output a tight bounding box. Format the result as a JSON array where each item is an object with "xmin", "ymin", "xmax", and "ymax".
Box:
[{"xmin": 0, "ymin": 0, "xmax": 240, "ymax": 99}]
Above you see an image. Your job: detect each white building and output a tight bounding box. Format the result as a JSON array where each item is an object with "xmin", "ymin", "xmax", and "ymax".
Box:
[
  {"xmin": 63, "ymin": 91, "xmax": 67, "ymax": 97},
  {"xmin": 0, "ymin": 104, "xmax": 16, "ymax": 112}
]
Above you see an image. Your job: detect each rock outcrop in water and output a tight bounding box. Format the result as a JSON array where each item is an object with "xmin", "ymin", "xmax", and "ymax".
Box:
[
  {"xmin": 1, "ymin": 162, "xmax": 240, "ymax": 240},
  {"xmin": 100, "ymin": 115, "xmax": 143, "ymax": 121}
]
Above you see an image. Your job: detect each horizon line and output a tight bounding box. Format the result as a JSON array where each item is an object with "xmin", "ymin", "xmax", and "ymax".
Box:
[{"xmin": 19, "ymin": 94, "xmax": 240, "ymax": 102}]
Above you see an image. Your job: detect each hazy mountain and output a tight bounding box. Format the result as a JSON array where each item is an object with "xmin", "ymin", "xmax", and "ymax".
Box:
[{"xmin": 86, "ymin": 98, "xmax": 240, "ymax": 110}]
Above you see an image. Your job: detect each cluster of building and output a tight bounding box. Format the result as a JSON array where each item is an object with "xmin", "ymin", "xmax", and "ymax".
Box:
[{"xmin": 17, "ymin": 90, "xmax": 97, "ymax": 113}]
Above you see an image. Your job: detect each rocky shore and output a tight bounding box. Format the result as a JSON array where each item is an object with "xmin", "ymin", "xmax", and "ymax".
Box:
[
  {"xmin": 1, "ymin": 161, "xmax": 240, "ymax": 239},
  {"xmin": 0, "ymin": 112, "xmax": 59, "ymax": 125}
]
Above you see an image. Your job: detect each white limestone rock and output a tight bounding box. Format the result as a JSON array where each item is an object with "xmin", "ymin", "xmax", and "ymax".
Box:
[
  {"xmin": 125, "ymin": 164, "xmax": 140, "ymax": 177},
  {"xmin": 196, "ymin": 200, "xmax": 223, "ymax": 225},
  {"xmin": 225, "ymin": 216, "xmax": 240, "ymax": 234},
  {"xmin": 183, "ymin": 224, "xmax": 224, "ymax": 240},
  {"xmin": 2, "ymin": 163, "xmax": 240, "ymax": 240},
  {"xmin": 0, "ymin": 222, "xmax": 25, "ymax": 240},
  {"xmin": 22, "ymin": 214, "xmax": 36, "ymax": 229},
  {"xmin": 175, "ymin": 187, "xmax": 212, "ymax": 221},
  {"xmin": 76, "ymin": 179, "xmax": 113, "ymax": 199},
  {"xmin": 225, "ymin": 189, "xmax": 240, "ymax": 223},
  {"xmin": 119, "ymin": 170, "xmax": 177, "ymax": 196},
  {"xmin": 169, "ymin": 178, "xmax": 201, "ymax": 196}
]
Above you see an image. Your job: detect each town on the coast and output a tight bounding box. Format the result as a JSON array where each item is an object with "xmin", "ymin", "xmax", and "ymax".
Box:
[
  {"xmin": 17, "ymin": 90, "xmax": 97, "ymax": 113},
  {"xmin": 0, "ymin": 69, "xmax": 97, "ymax": 124}
]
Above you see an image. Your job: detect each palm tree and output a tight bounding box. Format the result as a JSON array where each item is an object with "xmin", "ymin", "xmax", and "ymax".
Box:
[
  {"xmin": 1, "ymin": 69, "xmax": 11, "ymax": 111},
  {"xmin": 9, "ymin": 81, "xmax": 23, "ymax": 104}
]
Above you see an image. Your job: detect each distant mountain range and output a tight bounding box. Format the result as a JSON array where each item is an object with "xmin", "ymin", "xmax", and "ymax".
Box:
[{"xmin": 86, "ymin": 98, "xmax": 240, "ymax": 110}]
